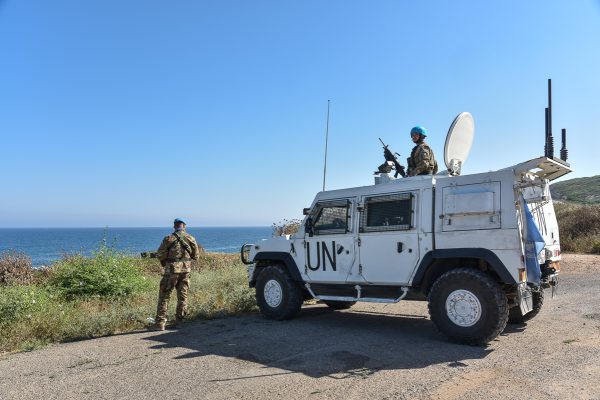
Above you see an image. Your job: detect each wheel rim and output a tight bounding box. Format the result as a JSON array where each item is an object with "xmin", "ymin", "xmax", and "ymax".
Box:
[
  {"xmin": 264, "ymin": 279, "xmax": 283, "ymax": 308},
  {"xmin": 445, "ymin": 289, "xmax": 482, "ymax": 327}
]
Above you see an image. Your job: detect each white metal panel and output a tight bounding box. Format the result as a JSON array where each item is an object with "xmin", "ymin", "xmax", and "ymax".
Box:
[
  {"xmin": 444, "ymin": 191, "xmax": 494, "ymax": 214},
  {"xmin": 434, "ymin": 228, "xmax": 522, "ymax": 251},
  {"xmin": 304, "ymin": 235, "xmax": 357, "ymax": 283},
  {"xmin": 441, "ymin": 182, "xmax": 501, "ymax": 231},
  {"xmin": 509, "ymin": 157, "xmax": 572, "ymax": 181},
  {"xmin": 357, "ymin": 231, "xmax": 420, "ymax": 284}
]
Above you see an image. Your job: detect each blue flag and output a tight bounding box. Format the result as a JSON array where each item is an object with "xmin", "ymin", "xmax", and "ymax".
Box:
[{"xmin": 523, "ymin": 197, "xmax": 546, "ymax": 285}]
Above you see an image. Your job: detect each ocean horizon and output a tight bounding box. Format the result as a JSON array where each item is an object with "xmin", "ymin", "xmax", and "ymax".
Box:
[{"xmin": 0, "ymin": 227, "xmax": 273, "ymax": 267}]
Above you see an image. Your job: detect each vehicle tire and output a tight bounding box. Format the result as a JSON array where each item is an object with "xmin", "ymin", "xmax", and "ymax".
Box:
[
  {"xmin": 323, "ymin": 300, "xmax": 356, "ymax": 310},
  {"xmin": 255, "ymin": 265, "xmax": 304, "ymax": 320},
  {"xmin": 508, "ymin": 288, "xmax": 544, "ymax": 324},
  {"xmin": 428, "ymin": 268, "xmax": 508, "ymax": 346}
]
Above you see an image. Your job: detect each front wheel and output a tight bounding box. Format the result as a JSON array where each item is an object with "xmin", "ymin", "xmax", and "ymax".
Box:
[
  {"xmin": 428, "ymin": 268, "xmax": 508, "ymax": 345},
  {"xmin": 255, "ymin": 265, "xmax": 304, "ymax": 320}
]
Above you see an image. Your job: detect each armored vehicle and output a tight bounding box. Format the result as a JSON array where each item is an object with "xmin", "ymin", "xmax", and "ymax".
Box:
[{"xmin": 242, "ymin": 97, "xmax": 571, "ymax": 345}]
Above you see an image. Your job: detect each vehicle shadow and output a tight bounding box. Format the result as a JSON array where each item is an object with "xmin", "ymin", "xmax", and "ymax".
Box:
[{"xmin": 144, "ymin": 306, "xmax": 493, "ymax": 379}]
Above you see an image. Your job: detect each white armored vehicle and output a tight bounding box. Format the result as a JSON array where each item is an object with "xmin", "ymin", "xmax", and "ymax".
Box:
[{"xmin": 242, "ymin": 93, "xmax": 571, "ymax": 345}]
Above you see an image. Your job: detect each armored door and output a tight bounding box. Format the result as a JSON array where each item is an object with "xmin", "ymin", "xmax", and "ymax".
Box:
[
  {"xmin": 357, "ymin": 192, "xmax": 420, "ymax": 284},
  {"xmin": 304, "ymin": 199, "xmax": 358, "ymax": 283}
]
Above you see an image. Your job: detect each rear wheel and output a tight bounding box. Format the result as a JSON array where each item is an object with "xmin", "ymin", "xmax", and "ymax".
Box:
[
  {"xmin": 255, "ymin": 265, "xmax": 303, "ymax": 320},
  {"xmin": 323, "ymin": 300, "xmax": 356, "ymax": 310},
  {"xmin": 508, "ymin": 289, "xmax": 544, "ymax": 324},
  {"xmin": 428, "ymin": 268, "xmax": 508, "ymax": 346}
]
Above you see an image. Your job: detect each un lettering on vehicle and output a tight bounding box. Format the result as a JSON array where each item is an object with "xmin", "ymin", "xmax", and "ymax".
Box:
[{"xmin": 306, "ymin": 241, "xmax": 337, "ymax": 271}]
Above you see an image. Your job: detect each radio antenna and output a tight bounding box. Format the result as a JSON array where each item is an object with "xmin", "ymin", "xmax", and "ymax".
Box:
[
  {"xmin": 322, "ymin": 99, "xmax": 331, "ymax": 192},
  {"xmin": 547, "ymin": 79, "xmax": 555, "ymax": 158}
]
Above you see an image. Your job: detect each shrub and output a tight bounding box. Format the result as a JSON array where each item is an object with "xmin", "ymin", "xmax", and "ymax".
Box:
[
  {"xmin": 272, "ymin": 218, "xmax": 302, "ymax": 236},
  {"xmin": 0, "ymin": 285, "xmax": 55, "ymax": 325},
  {"xmin": 0, "ymin": 251, "xmax": 34, "ymax": 286},
  {"xmin": 555, "ymin": 202, "xmax": 600, "ymax": 253},
  {"xmin": 50, "ymin": 244, "xmax": 150, "ymax": 299}
]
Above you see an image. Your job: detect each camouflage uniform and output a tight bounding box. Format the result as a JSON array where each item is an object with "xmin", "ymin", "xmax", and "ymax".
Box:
[
  {"xmin": 154, "ymin": 230, "xmax": 200, "ymax": 324},
  {"xmin": 407, "ymin": 142, "xmax": 438, "ymax": 176}
]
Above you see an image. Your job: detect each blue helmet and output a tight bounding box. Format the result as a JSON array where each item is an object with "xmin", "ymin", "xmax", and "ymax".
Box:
[
  {"xmin": 173, "ymin": 218, "xmax": 186, "ymax": 225},
  {"xmin": 410, "ymin": 126, "xmax": 427, "ymax": 137}
]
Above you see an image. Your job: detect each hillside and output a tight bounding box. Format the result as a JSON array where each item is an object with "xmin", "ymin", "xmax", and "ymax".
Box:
[{"xmin": 550, "ymin": 175, "xmax": 600, "ymax": 204}]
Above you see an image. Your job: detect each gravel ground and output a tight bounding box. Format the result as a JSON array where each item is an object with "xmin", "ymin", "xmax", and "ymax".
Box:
[{"xmin": 1, "ymin": 254, "xmax": 599, "ymax": 400}]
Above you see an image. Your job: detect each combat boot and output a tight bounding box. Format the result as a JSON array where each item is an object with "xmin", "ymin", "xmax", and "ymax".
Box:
[
  {"xmin": 173, "ymin": 318, "xmax": 184, "ymax": 329},
  {"xmin": 148, "ymin": 322, "xmax": 165, "ymax": 331}
]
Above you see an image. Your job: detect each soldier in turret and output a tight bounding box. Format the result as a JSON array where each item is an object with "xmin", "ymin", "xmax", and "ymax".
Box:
[
  {"xmin": 149, "ymin": 218, "xmax": 200, "ymax": 331},
  {"xmin": 406, "ymin": 126, "xmax": 438, "ymax": 176}
]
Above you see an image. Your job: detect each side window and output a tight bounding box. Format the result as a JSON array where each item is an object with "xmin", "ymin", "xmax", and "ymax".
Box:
[
  {"xmin": 312, "ymin": 200, "xmax": 351, "ymax": 235},
  {"xmin": 360, "ymin": 193, "xmax": 414, "ymax": 232}
]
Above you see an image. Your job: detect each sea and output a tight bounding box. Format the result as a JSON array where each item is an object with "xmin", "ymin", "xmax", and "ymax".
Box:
[{"xmin": 0, "ymin": 227, "xmax": 273, "ymax": 267}]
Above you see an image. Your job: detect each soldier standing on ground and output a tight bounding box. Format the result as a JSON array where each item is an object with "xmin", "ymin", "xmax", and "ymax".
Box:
[
  {"xmin": 149, "ymin": 218, "xmax": 200, "ymax": 331},
  {"xmin": 406, "ymin": 126, "xmax": 438, "ymax": 176}
]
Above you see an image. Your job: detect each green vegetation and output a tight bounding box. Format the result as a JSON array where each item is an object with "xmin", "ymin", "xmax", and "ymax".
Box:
[
  {"xmin": 551, "ymin": 175, "xmax": 600, "ymax": 204},
  {"xmin": 555, "ymin": 202, "xmax": 600, "ymax": 254},
  {"xmin": 0, "ymin": 247, "xmax": 256, "ymax": 354},
  {"xmin": 50, "ymin": 245, "xmax": 151, "ymax": 299}
]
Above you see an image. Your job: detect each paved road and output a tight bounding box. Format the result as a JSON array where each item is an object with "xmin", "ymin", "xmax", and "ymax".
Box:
[{"xmin": 1, "ymin": 255, "xmax": 599, "ymax": 400}]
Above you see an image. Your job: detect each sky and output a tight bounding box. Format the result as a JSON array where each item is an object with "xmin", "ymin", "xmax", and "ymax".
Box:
[{"xmin": 1, "ymin": 0, "xmax": 599, "ymax": 227}]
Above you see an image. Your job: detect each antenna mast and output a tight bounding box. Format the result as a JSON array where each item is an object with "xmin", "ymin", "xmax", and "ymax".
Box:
[
  {"xmin": 322, "ymin": 100, "xmax": 331, "ymax": 192},
  {"xmin": 546, "ymin": 79, "xmax": 555, "ymax": 158}
]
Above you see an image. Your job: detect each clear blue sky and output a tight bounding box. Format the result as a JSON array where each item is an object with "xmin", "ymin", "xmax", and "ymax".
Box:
[{"xmin": 1, "ymin": 0, "xmax": 599, "ymax": 227}]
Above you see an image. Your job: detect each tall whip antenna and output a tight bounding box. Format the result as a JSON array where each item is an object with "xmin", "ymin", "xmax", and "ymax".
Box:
[{"xmin": 322, "ymin": 99, "xmax": 331, "ymax": 192}]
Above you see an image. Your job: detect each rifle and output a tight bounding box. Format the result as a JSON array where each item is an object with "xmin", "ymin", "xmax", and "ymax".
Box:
[
  {"xmin": 377, "ymin": 138, "xmax": 407, "ymax": 178},
  {"xmin": 141, "ymin": 251, "xmax": 167, "ymax": 267}
]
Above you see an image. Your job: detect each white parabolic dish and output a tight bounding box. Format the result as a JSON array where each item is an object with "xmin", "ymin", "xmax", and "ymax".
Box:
[{"xmin": 444, "ymin": 112, "xmax": 475, "ymax": 174}]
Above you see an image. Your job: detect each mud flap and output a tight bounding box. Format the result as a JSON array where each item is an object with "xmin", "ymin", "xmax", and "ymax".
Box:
[{"xmin": 518, "ymin": 283, "xmax": 534, "ymax": 315}]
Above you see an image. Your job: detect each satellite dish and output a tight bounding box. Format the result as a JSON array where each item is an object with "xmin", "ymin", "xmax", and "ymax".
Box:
[{"xmin": 444, "ymin": 112, "xmax": 475, "ymax": 175}]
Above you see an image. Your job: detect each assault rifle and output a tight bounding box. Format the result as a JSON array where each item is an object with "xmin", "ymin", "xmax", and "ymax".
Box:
[
  {"xmin": 377, "ymin": 138, "xmax": 407, "ymax": 178},
  {"xmin": 141, "ymin": 251, "xmax": 168, "ymax": 267}
]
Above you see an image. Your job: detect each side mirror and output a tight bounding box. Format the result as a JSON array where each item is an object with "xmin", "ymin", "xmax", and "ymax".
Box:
[
  {"xmin": 303, "ymin": 207, "xmax": 311, "ymax": 216},
  {"xmin": 305, "ymin": 217, "xmax": 314, "ymax": 237}
]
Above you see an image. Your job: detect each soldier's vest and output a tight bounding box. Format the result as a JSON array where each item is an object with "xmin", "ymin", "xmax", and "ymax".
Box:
[
  {"xmin": 165, "ymin": 232, "xmax": 194, "ymax": 273},
  {"xmin": 408, "ymin": 143, "xmax": 438, "ymax": 175}
]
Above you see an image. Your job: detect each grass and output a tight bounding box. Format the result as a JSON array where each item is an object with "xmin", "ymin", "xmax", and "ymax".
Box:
[{"xmin": 0, "ymin": 248, "xmax": 256, "ymax": 354}]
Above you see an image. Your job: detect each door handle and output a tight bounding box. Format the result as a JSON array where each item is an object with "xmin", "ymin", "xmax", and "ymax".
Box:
[{"xmin": 397, "ymin": 242, "xmax": 403, "ymax": 253}]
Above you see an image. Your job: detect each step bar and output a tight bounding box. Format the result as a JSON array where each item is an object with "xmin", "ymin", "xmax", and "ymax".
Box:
[{"xmin": 305, "ymin": 283, "xmax": 409, "ymax": 304}]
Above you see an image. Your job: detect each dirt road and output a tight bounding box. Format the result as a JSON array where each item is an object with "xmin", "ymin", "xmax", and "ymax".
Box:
[{"xmin": 1, "ymin": 254, "xmax": 599, "ymax": 400}]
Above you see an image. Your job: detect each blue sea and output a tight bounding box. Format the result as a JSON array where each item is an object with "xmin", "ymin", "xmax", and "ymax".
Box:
[{"xmin": 0, "ymin": 227, "xmax": 272, "ymax": 267}]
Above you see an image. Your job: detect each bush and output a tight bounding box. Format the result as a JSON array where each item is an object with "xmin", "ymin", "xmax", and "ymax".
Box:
[
  {"xmin": 0, "ymin": 250, "xmax": 256, "ymax": 353},
  {"xmin": 0, "ymin": 285, "xmax": 57, "ymax": 326},
  {"xmin": 0, "ymin": 251, "xmax": 34, "ymax": 286},
  {"xmin": 50, "ymin": 245, "xmax": 150, "ymax": 299},
  {"xmin": 272, "ymin": 218, "xmax": 302, "ymax": 236},
  {"xmin": 555, "ymin": 202, "xmax": 600, "ymax": 254},
  {"xmin": 0, "ymin": 288, "xmax": 149, "ymax": 352}
]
